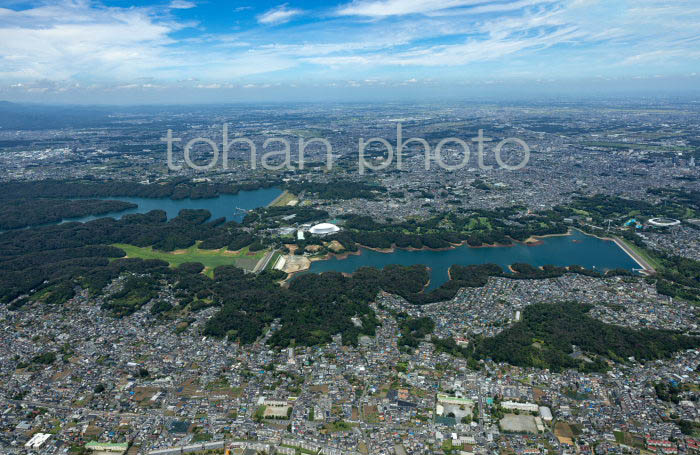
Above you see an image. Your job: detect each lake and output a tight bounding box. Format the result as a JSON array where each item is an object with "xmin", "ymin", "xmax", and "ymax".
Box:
[
  {"xmin": 303, "ymin": 229, "xmax": 642, "ymax": 290},
  {"xmin": 64, "ymin": 187, "xmax": 283, "ymax": 224}
]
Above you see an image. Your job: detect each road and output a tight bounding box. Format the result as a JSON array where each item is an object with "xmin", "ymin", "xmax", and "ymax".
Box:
[
  {"xmin": 358, "ymin": 384, "xmax": 371, "ymax": 454},
  {"xmin": 252, "ymin": 249, "xmax": 277, "ymax": 273},
  {"xmin": 148, "ymin": 440, "xmax": 225, "ymax": 455},
  {"xmin": 3, "ymin": 398, "xmax": 142, "ymax": 418}
]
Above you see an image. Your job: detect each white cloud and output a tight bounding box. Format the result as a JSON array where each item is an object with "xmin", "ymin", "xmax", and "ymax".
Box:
[
  {"xmin": 307, "ymin": 6, "xmax": 582, "ymax": 67},
  {"xmin": 1, "ymin": 0, "xmax": 699, "ymax": 96},
  {"xmin": 257, "ymin": 4, "xmax": 302, "ymax": 25},
  {"xmin": 0, "ymin": 2, "xmax": 182, "ymax": 80},
  {"xmin": 425, "ymin": 0, "xmax": 555, "ymax": 17},
  {"xmin": 622, "ymin": 49, "xmax": 700, "ymax": 65},
  {"xmin": 336, "ymin": 0, "xmax": 485, "ymax": 17},
  {"xmin": 0, "ymin": 2, "xmax": 298, "ymax": 82},
  {"xmin": 169, "ymin": 0, "xmax": 196, "ymax": 9}
]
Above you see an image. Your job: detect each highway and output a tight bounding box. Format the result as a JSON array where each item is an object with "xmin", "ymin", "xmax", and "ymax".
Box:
[{"xmin": 148, "ymin": 440, "xmax": 225, "ymax": 455}]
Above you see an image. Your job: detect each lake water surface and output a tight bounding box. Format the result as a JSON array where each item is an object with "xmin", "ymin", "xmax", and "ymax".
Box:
[
  {"xmin": 65, "ymin": 187, "xmax": 283, "ymax": 224},
  {"xmin": 303, "ymin": 229, "xmax": 641, "ymax": 290},
  {"xmin": 61, "ymin": 192, "xmax": 641, "ymax": 288}
]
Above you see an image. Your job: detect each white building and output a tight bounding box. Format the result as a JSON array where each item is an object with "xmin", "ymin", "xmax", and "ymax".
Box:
[
  {"xmin": 309, "ymin": 223, "xmax": 340, "ymax": 235},
  {"xmin": 501, "ymin": 401, "xmax": 539, "ymax": 413},
  {"xmin": 25, "ymin": 433, "xmax": 51, "ymax": 449},
  {"xmin": 539, "ymin": 406, "xmax": 553, "ymax": 422}
]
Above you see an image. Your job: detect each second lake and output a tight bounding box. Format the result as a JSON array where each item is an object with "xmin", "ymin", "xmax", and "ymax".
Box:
[
  {"xmin": 63, "ymin": 187, "xmax": 283, "ymax": 224},
  {"xmin": 302, "ymin": 229, "xmax": 642, "ymax": 290}
]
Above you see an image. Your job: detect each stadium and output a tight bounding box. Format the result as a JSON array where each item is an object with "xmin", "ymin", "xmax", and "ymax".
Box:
[
  {"xmin": 648, "ymin": 217, "xmax": 681, "ymax": 227},
  {"xmin": 308, "ymin": 223, "xmax": 340, "ymax": 235}
]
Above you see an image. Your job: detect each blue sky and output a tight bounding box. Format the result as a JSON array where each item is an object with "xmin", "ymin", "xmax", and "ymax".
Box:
[{"xmin": 0, "ymin": 0, "xmax": 699, "ymax": 103}]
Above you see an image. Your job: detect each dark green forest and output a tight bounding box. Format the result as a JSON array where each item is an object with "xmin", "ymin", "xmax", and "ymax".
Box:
[
  {"xmin": 2, "ymin": 179, "xmax": 699, "ymax": 367},
  {"xmin": 472, "ymin": 302, "xmax": 699, "ymax": 372},
  {"xmin": 1, "ymin": 178, "xmax": 277, "ymax": 200},
  {"xmin": 394, "ymin": 302, "xmax": 698, "ymax": 372},
  {"xmin": 285, "ymin": 180, "xmax": 386, "ymax": 200},
  {"xmin": 0, "ymin": 178, "xmax": 278, "ymax": 229},
  {"xmin": 0, "ymin": 198, "xmax": 136, "ymax": 230},
  {"xmin": 325, "ymin": 208, "xmax": 569, "ymax": 251},
  {"xmin": 397, "ymin": 315, "xmax": 435, "ymax": 349}
]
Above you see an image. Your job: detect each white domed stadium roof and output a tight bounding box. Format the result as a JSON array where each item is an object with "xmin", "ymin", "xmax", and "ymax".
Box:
[
  {"xmin": 648, "ymin": 217, "xmax": 681, "ymax": 227},
  {"xmin": 309, "ymin": 222, "xmax": 340, "ymax": 234}
]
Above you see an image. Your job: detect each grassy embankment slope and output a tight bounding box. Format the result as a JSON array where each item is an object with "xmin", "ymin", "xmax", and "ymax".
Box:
[
  {"xmin": 268, "ymin": 190, "xmax": 298, "ymax": 207},
  {"xmin": 617, "ymin": 237, "xmax": 663, "ymax": 271}
]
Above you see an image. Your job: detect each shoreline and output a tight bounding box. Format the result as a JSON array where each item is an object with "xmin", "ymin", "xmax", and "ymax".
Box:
[
  {"xmin": 280, "ymin": 227, "xmax": 654, "ymax": 281},
  {"xmin": 523, "ymin": 231, "xmax": 572, "ymax": 245},
  {"xmin": 267, "ymin": 189, "xmax": 295, "ymax": 207},
  {"xmin": 281, "ymin": 230, "xmax": 573, "ymax": 281},
  {"xmin": 267, "ymin": 190, "xmax": 288, "ymax": 207},
  {"xmin": 570, "ymin": 227, "xmax": 654, "ymax": 274},
  {"xmin": 612, "ymin": 237, "xmax": 651, "ymax": 272}
]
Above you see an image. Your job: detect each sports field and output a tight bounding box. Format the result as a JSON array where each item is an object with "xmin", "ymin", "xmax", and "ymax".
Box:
[{"xmin": 113, "ymin": 242, "xmax": 267, "ymax": 276}]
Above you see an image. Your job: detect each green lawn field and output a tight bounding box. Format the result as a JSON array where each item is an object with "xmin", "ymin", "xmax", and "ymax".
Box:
[{"xmin": 113, "ymin": 242, "xmax": 267, "ymax": 276}]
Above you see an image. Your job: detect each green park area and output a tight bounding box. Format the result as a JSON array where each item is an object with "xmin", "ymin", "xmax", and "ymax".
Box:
[{"xmin": 113, "ymin": 242, "xmax": 267, "ymax": 276}]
